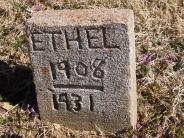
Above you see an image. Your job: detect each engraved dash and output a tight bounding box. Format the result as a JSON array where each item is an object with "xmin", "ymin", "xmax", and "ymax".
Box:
[{"xmin": 54, "ymin": 84, "xmax": 104, "ymax": 91}]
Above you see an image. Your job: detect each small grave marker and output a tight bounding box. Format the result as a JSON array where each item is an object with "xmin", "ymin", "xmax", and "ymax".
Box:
[{"xmin": 27, "ymin": 9, "xmax": 137, "ymax": 132}]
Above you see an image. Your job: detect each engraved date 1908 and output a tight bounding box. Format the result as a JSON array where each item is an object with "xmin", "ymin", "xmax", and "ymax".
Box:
[
  {"xmin": 52, "ymin": 93, "xmax": 94, "ymax": 112},
  {"xmin": 50, "ymin": 58, "xmax": 105, "ymax": 80}
]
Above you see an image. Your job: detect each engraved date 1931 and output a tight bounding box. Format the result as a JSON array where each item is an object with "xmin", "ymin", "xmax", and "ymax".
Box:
[{"xmin": 52, "ymin": 93, "xmax": 94, "ymax": 112}]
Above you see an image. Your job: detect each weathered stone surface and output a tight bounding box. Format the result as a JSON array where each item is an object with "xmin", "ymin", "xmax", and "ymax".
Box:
[{"xmin": 26, "ymin": 9, "xmax": 137, "ymax": 132}]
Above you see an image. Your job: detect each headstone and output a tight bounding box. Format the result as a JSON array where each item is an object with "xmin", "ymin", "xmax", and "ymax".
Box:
[{"xmin": 26, "ymin": 9, "xmax": 137, "ymax": 132}]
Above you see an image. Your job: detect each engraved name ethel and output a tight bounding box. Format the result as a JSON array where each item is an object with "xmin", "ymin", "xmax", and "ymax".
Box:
[{"xmin": 30, "ymin": 24, "xmax": 128, "ymax": 112}]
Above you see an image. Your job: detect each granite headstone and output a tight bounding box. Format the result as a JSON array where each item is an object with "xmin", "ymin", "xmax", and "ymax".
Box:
[{"xmin": 26, "ymin": 9, "xmax": 137, "ymax": 132}]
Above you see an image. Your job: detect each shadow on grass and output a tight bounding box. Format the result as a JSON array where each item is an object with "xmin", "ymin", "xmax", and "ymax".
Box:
[
  {"xmin": 0, "ymin": 60, "xmax": 38, "ymax": 111},
  {"xmin": 0, "ymin": 134, "xmax": 22, "ymax": 138}
]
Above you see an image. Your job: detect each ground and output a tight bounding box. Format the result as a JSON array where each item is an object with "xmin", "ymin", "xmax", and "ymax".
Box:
[{"xmin": 0, "ymin": 0, "xmax": 184, "ymax": 137}]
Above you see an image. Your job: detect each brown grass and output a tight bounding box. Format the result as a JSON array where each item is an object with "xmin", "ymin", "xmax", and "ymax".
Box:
[{"xmin": 0, "ymin": 0, "xmax": 184, "ymax": 137}]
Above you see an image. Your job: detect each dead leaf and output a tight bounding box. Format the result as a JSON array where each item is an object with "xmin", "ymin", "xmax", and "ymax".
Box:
[{"xmin": 1, "ymin": 102, "xmax": 13, "ymax": 111}]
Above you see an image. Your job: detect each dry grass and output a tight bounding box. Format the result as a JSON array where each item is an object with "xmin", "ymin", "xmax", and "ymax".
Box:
[{"xmin": 0, "ymin": 0, "xmax": 184, "ymax": 137}]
